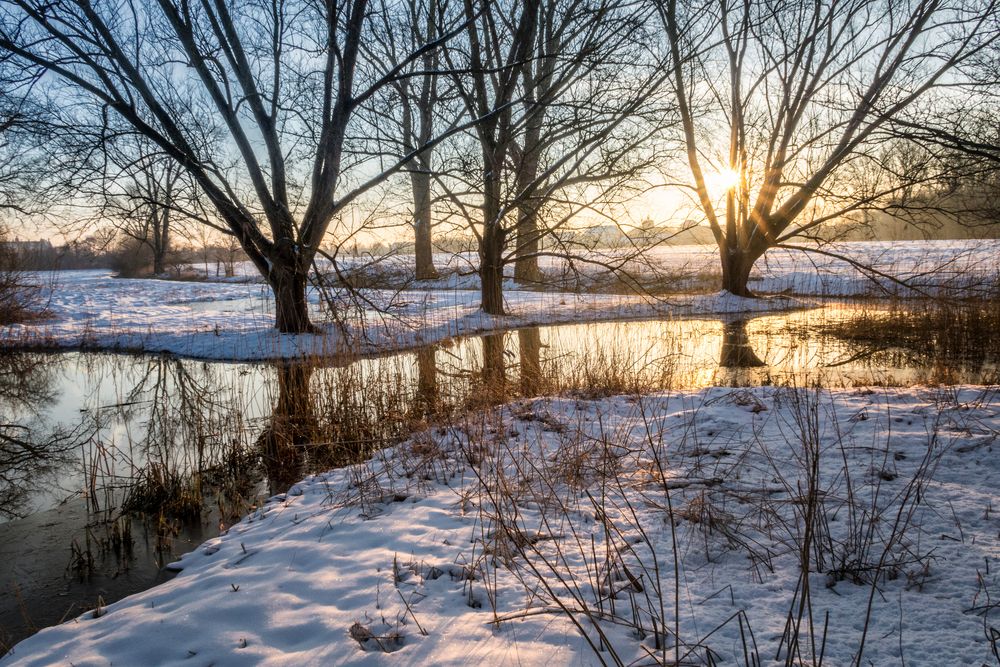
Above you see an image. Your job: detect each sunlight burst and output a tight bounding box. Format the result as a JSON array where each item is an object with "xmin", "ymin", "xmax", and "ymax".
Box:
[{"xmin": 707, "ymin": 166, "xmax": 741, "ymax": 194}]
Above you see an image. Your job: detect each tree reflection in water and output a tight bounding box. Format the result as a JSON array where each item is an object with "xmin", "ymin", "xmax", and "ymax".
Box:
[
  {"xmin": 479, "ymin": 333, "xmax": 508, "ymax": 404},
  {"xmin": 719, "ymin": 319, "xmax": 766, "ymax": 369},
  {"xmin": 518, "ymin": 327, "xmax": 544, "ymax": 396},
  {"xmin": 257, "ymin": 356, "xmax": 442, "ymax": 496},
  {"xmin": 413, "ymin": 346, "xmax": 439, "ymax": 419},
  {"xmin": 258, "ymin": 363, "xmax": 314, "ymax": 497},
  {"xmin": 8, "ymin": 308, "xmax": 994, "ymax": 525},
  {"xmin": 0, "ymin": 353, "xmax": 80, "ymax": 520}
]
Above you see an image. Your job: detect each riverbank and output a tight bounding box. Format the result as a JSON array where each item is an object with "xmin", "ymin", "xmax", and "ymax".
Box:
[
  {"xmin": 3, "ymin": 385, "xmax": 997, "ymax": 665},
  {"xmin": 2, "ymin": 269, "xmax": 806, "ymax": 360}
]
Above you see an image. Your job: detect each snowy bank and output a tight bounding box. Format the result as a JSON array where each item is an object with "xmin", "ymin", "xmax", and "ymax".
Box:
[
  {"xmin": 212, "ymin": 239, "xmax": 1000, "ymax": 299},
  {"xmin": 3, "ymin": 385, "xmax": 997, "ymax": 665},
  {"xmin": 1, "ymin": 270, "xmax": 800, "ymax": 360}
]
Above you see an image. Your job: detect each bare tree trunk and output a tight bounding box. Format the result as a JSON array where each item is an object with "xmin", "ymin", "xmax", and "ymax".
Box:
[
  {"xmin": 152, "ymin": 206, "xmax": 169, "ymax": 275},
  {"xmin": 480, "ymin": 222, "xmax": 506, "ymax": 315},
  {"xmin": 513, "ymin": 221, "xmax": 541, "ymax": 282},
  {"xmin": 411, "ymin": 160, "xmax": 438, "ymax": 280},
  {"xmin": 513, "ymin": 199, "xmax": 542, "ymax": 283},
  {"xmin": 513, "ymin": 69, "xmax": 546, "ymax": 284},
  {"xmin": 152, "ymin": 248, "xmax": 165, "ymax": 276},
  {"xmin": 479, "ymin": 158, "xmax": 507, "ymax": 314},
  {"xmin": 719, "ymin": 245, "xmax": 758, "ymax": 297},
  {"xmin": 399, "ymin": 0, "xmax": 441, "ymax": 281},
  {"xmin": 477, "ymin": 162, "xmax": 508, "ymax": 310},
  {"xmin": 269, "ymin": 255, "xmax": 314, "ymax": 333}
]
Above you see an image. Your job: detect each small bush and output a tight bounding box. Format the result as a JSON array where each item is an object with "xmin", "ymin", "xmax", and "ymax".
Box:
[
  {"xmin": 108, "ymin": 238, "xmax": 154, "ymax": 278},
  {"xmin": 0, "ymin": 228, "xmax": 41, "ymax": 324}
]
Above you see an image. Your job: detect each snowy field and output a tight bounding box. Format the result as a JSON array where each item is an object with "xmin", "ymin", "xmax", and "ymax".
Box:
[
  {"xmin": 3, "ymin": 240, "xmax": 998, "ymax": 361},
  {"xmin": 2, "ymin": 386, "xmax": 997, "ymax": 666},
  {"xmin": 325, "ymin": 238, "xmax": 1000, "ymax": 297},
  {"xmin": 642, "ymin": 239, "xmax": 1000, "ymax": 296},
  {"xmin": 0, "ymin": 272, "xmax": 784, "ymax": 361}
]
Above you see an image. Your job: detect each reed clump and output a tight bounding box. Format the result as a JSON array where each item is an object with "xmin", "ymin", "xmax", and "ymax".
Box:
[{"xmin": 816, "ymin": 297, "xmax": 1000, "ymax": 377}]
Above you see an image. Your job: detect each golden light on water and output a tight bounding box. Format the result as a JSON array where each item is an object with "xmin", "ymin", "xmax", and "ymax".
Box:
[{"xmin": 372, "ymin": 306, "xmax": 995, "ymax": 396}]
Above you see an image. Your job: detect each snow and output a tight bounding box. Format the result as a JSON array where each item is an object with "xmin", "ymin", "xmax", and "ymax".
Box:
[
  {"xmin": 2, "ymin": 386, "xmax": 997, "ymax": 665},
  {"xmin": 317, "ymin": 239, "xmax": 1000, "ymax": 297},
  {"xmin": 2, "ymin": 239, "xmax": 998, "ymax": 665},
  {"xmin": 634, "ymin": 239, "xmax": 1000, "ymax": 297},
  {"xmin": 1, "ymin": 269, "xmax": 799, "ymax": 361},
  {"xmin": 5, "ymin": 240, "xmax": 997, "ymax": 361}
]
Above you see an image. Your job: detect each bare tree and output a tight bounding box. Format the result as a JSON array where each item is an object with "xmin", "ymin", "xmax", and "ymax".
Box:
[
  {"xmin": 444, "ymin": 0, "xmax": 664, "ymax": 314},
  {"xmin": 65, "ymin": 107, "xmax": 227, "ymax": 277},
  {"xmin": 0, "ymin": 112, "xmax": 23, "ymax": 217},
  {"xmin": 889, "ymin": 7, "xmax": 1000, "ymax": 169},
  {"xmin": 0, "ymin": 75, "xmax": 51, "ymax": 321},
  {"xmin": 657, "ymin": 0, "xmax": 1000, "ymax": 296},
  {"xmin": 0, "ymin": 58, "xmax": 49, "ymax": 221},
  {"xmin": 213, "ymin": 234, "xmax": 245, "ymax": 278},
  {"xmin": 135, "ymin": 157, "xmax": 180, "ymax": 276},
  {"xmin": 0, "ymin": 0, "xmax": 472, "ymax": 332},
  {"xmin": 449, "ymin": 0, "xmax": 540, "ymax": 314},
  {"xmin": 98, "ymin": 146, "xmax": 184, "ymax": 276},
  {"xmin": 366, "ymin": 0, "xmax": 453, "ymax": 280},
  {"xmin": 884, "ymin": 61, "xmax": 1000, "ymax": 233}
]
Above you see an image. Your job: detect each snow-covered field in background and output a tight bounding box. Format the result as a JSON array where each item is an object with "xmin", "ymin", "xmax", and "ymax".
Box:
[
  {"xmin": 324, "ymin": 238, "xmax": 1000, "ymax": 296},
  {"xmin": 3, "ymin": 386, "xmax": 997, "ymax": 666},
  {"xmin": 1, "ymin": 271, "xmax": 793, "ymax": 360},
  {"xmin": 193, "ymin": 238, "xmax": 1000, "ymax": 296},
  {"xmin": 3, "ymin": 240, "xmax": 997, "ymax": 360},
  {"xmin": 741, "ymin": 239, "xmax": 1000, "ymax": 296}
]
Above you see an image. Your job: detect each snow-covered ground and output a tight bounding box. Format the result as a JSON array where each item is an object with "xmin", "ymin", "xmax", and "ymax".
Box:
[
  {"xmin": 3, "ymin": 386, "xmax": 997, "ymax": 666},
  {"xmin": 3, "ymin": 240, "xmax": 997, "ymax": 361},
  {"xmin": 2, "ymin": 239, "xmax": 998, "ymax": 665},
  {"xmin": 324, "ymin": 238, "xmax": 1000, "ymax": 297},
  {"xmin": 1, "ymin": 270, "xmax": 796, "ymax": 360}
]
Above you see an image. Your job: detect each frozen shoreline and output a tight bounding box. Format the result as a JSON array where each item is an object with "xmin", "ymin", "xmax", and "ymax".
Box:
[
  {"xmin": 2, "ymin": 269, "xmax": 806, "ymax": 361},
  {"xmin": 2, "ymin": 385, "xmax": 997, "ymax": 665}
]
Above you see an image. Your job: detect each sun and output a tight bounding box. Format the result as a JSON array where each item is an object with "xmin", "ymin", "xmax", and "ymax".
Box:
[{"xmin": 706, "ymin": 167, "xmax": 741, "ymax": 194}]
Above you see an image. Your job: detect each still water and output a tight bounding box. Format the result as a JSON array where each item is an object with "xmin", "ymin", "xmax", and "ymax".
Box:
[{"xmin": 1, "ymin": 304, "xmax": 996, "ymax": 651}]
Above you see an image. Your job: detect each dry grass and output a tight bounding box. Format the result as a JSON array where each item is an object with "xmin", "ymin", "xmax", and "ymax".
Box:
[
  {"xmin": 809, "ymin": 297, "xmax": 1000, "ymax": 385},
  {"xmin": 352, "ymin": 382, "xmax": 954, "ymax": 666}
]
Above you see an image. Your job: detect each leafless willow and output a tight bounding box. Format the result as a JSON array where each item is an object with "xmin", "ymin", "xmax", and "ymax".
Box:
[
  {"xmin": 657, "ymin": 0, "xmax": 1000, "ymax": 295},
  {"xmin": 441, "ymin": 0, "xmax": 669, "ymax": 313}
]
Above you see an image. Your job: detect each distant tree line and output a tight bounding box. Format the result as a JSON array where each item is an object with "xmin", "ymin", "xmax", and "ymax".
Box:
[{"xmin": 0, "ymin": 230, "xmax": 248, "ymax": 277}]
